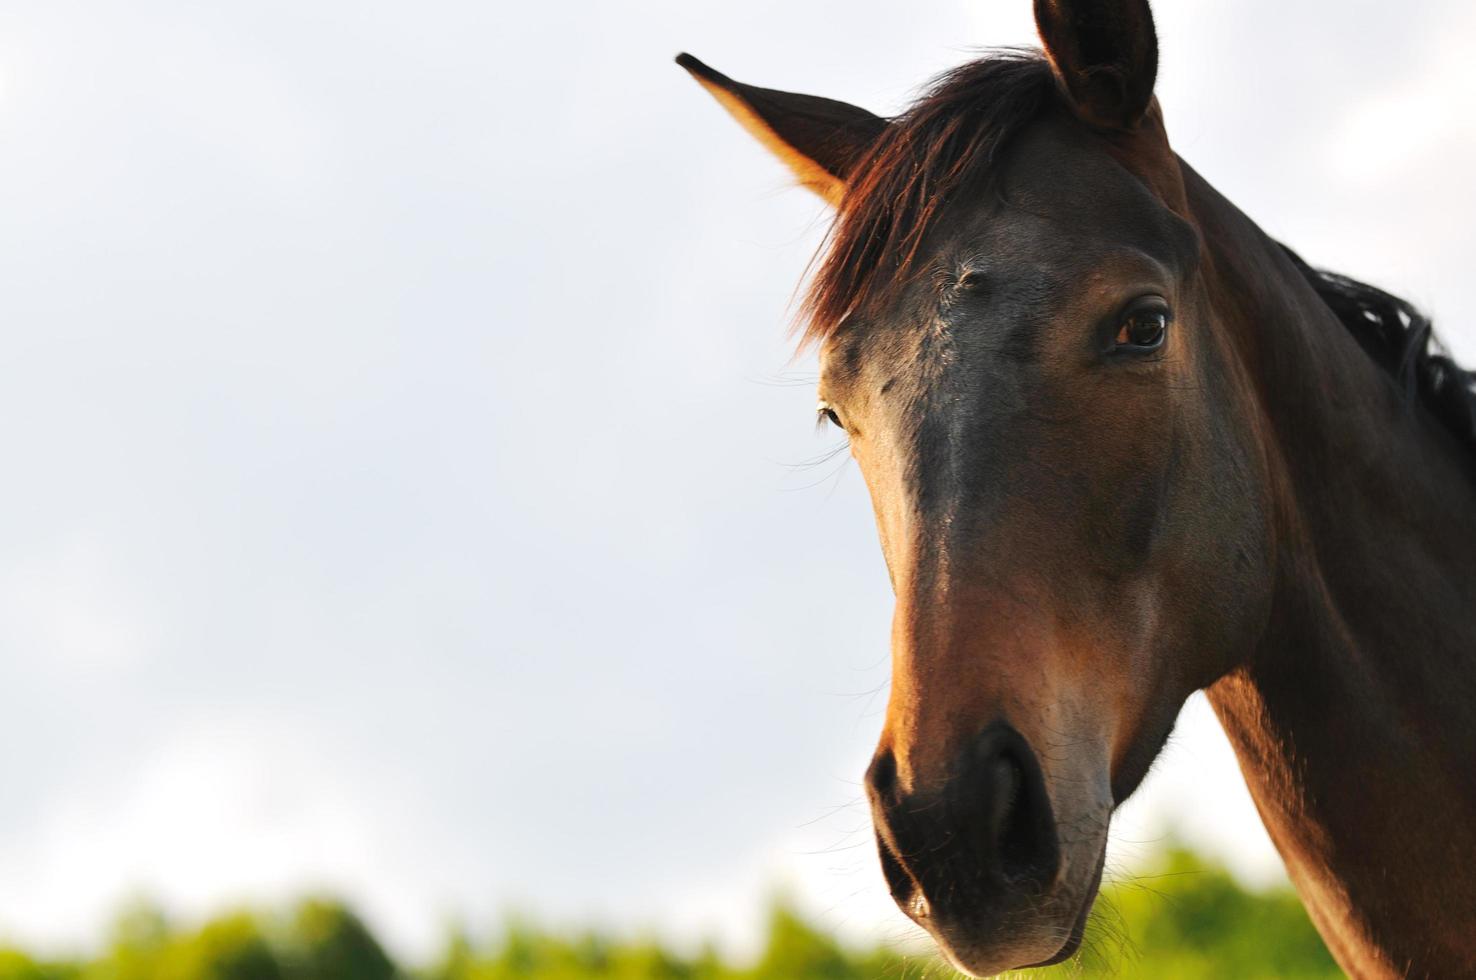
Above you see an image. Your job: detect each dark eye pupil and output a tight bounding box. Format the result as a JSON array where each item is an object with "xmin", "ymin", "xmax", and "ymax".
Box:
[
  {"xmin": 1127, "ymin": 312, "xmax": 1166, "ymax": 347},
  {"xmin": 825, "ymin": 408, "xmax": 843, "ymax": 429}
]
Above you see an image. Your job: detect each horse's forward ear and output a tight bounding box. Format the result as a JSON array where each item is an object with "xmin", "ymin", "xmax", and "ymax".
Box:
[
  {"xmin": 1034, "ymin": 0, "xmax": 1158, "ymax": 130},
  {"xmin": 676, "ymin": 53, "xmax": 886, "ymax": 206}
]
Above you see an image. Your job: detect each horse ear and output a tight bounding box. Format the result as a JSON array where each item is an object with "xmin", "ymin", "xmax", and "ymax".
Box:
[
  {"xmin": 676, "ymin": 53, "xmax": 887, "ymax": 206},
  {"xmin": 1034, "ymin": 0, "xmax": 1159, "ymax": 130}
]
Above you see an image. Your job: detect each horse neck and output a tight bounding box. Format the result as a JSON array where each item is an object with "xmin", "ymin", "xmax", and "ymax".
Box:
[{"xmin": 1181, "ymin": 160, "xmax": 1476, "ymax": 977}]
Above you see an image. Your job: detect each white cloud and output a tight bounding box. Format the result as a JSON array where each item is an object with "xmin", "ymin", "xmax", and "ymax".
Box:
[
  {"xmin": 0, "ymin": 713, "xmax": 451, "ymax": 955},
  {"xmin": 0, "ymin": 534, "xmax": 158, "ymax": 675}
]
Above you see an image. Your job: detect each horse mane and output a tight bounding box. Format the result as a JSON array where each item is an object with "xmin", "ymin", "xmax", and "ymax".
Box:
[
  {"xmin": 800, "ymin": 51, "xmax": 1058, "ymax": 348},
  {"xmin": 1281, "ymin": 246, "xmax": 1476, "ymax": 454}
]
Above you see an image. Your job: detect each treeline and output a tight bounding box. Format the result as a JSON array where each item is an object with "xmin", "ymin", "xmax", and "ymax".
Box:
[{"xmin": 0, "ymin": 849, "xmax": 1340, "ymax": 979}]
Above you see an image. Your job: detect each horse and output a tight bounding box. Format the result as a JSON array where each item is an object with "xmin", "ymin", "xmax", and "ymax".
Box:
[{"xmin": 678, "ymin": 1, "xmax": 1476, "ymax": 976}]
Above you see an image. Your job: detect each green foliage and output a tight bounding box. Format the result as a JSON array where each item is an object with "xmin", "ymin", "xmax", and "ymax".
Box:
[
  {"xmin": 746, "ymin": 901, "xmax": 907, "ymax": 980},
  {"xmin": 151, "ymin": 912, "xmax": 283, "ymax": 980},
  {"xmin": 0, "ymin": 849, "xmax": 1341, "ymax": 979},
  {"xmin": 282, "ymin": 899, "xmax": 395, "ymax": 980},
  {"xmin": 0, "ymin": 948, "xmax": 80, "ymax": 980}
]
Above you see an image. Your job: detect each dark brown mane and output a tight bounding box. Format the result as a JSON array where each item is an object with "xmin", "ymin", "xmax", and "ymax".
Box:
[
  {"xmin": 1282, "ymin": 246, "xmax": 1476, "ymax": 458},
  {"xmin": 799, "ymin": 51, "xmax": 1058, "ymax": 348}
]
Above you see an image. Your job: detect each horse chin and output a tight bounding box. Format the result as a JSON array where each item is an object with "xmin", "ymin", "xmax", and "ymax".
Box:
[{"xmin": 929, "ymin": 842, "xmax": 1106, "ymax": 978}]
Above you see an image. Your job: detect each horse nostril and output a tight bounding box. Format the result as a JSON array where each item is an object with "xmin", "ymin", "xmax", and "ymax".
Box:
[
  {"xmin": 866, "ymin": 724, "xmax": 1061, "ymax": 926},
  {"xmin": 986, "ymin": 754, "xmax": 1022, "ymax": 839},
  {"xmin": 979, "ymin": 728, "xmax": 1060, "ymax": 887},
  {"xmin": 865, "ymin": 745, "xmax": 899, "ymax": 801},
  {"xmin": 867, "ymin": 747, "xmax": 934, "ymax": 919},
  {"xmin": 875, "ymin": 826, "xmax": 919, "ymax": 907}
]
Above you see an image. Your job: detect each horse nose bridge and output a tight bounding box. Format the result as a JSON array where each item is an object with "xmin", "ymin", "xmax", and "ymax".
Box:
[{"xmin": 881, "ymin": 583, "xmax": 1052, "ymax": 791}]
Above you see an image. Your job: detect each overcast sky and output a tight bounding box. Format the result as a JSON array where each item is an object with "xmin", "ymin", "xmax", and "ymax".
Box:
[{"xmin": 1, "ymin": 0, "xmax": 1473, "ymax": 963}]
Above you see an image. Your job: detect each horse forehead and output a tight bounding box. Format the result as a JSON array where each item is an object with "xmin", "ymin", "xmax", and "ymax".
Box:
[{"xmin": 963, "ymin": 115, "xmax": 1188, "ymax": 254}]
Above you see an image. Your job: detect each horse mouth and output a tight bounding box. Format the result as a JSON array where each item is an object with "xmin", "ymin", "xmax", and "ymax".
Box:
[
  {"xmin": 931, "ymin": 843, "xmax": 1108, "ymax": 977},
  {"xmin": 1024, "ymin": 847, "xmax": 1106, "ymax": 967}
]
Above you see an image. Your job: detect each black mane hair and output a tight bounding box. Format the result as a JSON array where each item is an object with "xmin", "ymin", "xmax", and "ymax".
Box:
[{"xmin": 1281, "ymin": 245, "xmax": 1476, "ymax": 454}]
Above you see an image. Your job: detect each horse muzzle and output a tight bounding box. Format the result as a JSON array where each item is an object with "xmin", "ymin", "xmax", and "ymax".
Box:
[{"xmin": 864, "ymin": 721, "xmax": 1108, "ymax": 976}]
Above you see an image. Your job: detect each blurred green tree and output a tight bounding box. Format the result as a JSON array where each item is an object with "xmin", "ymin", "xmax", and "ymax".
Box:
[
  {"xmin": 0, "ymin": 949, "xmax": 79, "ymax": 980},
  {"xmin": 282, "ymin": 899, "xmax": 396, "ymax": 980},
  {"xmin": 0, "ymin": 848, "xmax": 1341, "ymax": 980},
  {"xmin": 150, "ymin": 912, "xmax": 282, "ymax": 980}
]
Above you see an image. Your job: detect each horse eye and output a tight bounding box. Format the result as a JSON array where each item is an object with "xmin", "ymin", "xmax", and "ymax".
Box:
[
  {"xmin": 1113, "ymin": 305, "xmax": 1170, "ymax": 351},
  {"xmin": 817, "ymin": 403, "xmax": 845, "ymax": 431}
]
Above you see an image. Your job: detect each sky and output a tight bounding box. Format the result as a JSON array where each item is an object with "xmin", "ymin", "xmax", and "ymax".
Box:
[{"xmin": 0, "ymin": 0, "xmax": 1474, "ymax": 964}]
